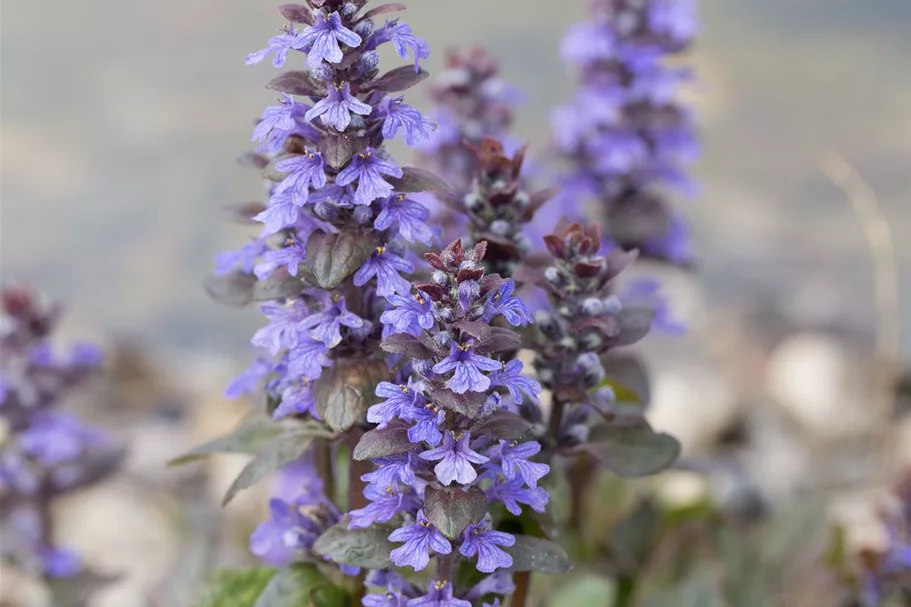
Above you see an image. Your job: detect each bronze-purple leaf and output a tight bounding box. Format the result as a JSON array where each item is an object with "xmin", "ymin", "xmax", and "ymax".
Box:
[
  {"xmin": 305, "ymin": 231, "xmax": 376, "ymax": 290},
  {"xmin": 318, "ymin": 133, "xmax": 364, "ymax": 170},
  {"xmin": 470, "ymin": 410, "xmax": 532, "ymax": 441},
  {"xmin": 237, "ymin": 151, "xmax": 269, "ymax": 170},
  {"xmin": 266, "ymin": 71, "xmax": 324, "ymax": 97},
  {"xmin": 204, "ymin": 271, "xmax": 256, "ymax": 307},
  {"xmin": 581, "ymin": 422, "xmax": 680, "ymax": 477},
  {"xmin": 476, "ymin": 327, "xmax": 521, "ymax": 353},
  {"xmin": 607, "ymin": 308, "xmax": 654, "ymax": 347},
  {"xmin": 386, "ymin": 166, "xmax": 454, "ymax": 194},
  {"xmin": 424, "ymin": 484, "xmax": 487, "ymax": 539},
  {"xmin": 360, "ymin": 3, "xmax": 406, "ymax": 20},
  {"xmin": 380, "ymin": 333, "xmax": 434, "ymax": 359},
  {"xmin": 222, "ymin": 201, "xmax": 266, "ymax": 224},
  {"xmin": 365, "ymin": 66, "xmax": 429, "ymax": 93},
  {"xmin": 278, "ymin": 3, "xmax": 315, "ymax": 24},
  {"xmin": 429, "ymin": 389, "xmax": 487, "ymax": 417},
  {"xmin": 452, "ymin": 319, "xmax": 491, "ymax": 341},
  {"xmin": 353, "ymin": 421, "xmax": 414, "ymax": 460},
  {"xmin": 314, "ymin": 359, "xmax": 390, "ymax": 432}
]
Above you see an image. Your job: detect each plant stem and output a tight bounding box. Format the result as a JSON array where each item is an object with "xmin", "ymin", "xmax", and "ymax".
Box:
[
  {"xmin": 547, "ymin": 397, "xmax": 566, "ymax": 442},
  {"xmin": 346, "ymin": 428, "xmax": 371, "ymax": 606},
  {"xmin": 614, "ymin": 575, "xmax": 636, "ymax": 607},
  {"xmin": 567, "ymin": 453, "xmax": 595, "ymax": 533},
  {"xmin": 315, "ymin": 439, "xmax": 335, "ymax": 505},
  {"xmin": 511, "ymin": 571, "xmax": 532, "ymax": 607}
]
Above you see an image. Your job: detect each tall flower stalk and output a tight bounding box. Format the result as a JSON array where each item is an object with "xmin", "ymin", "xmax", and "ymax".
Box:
[
  {"xmin": 418, "ymin": 48, "xmax": 521, "ymax": 193},
  {"xmin": 188, "ymin": 0, "xmax": 459, "ymax": 602},
  {"xmin": 0, "ymin": 285, "xmax": 121, "ymax": 603},
  {"xmin": 554, "ymin": 0, "xmax": 698, "ymax": 264},
  {"xmin": 524, "ymin": 222, "xmax": 680, "ymax": 526},
  {"xmin": 339, "ymin": 239, "xmax": 565, "ymax": 607}
]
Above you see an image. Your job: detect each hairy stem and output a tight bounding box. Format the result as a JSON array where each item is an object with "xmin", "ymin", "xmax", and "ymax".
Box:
[
  {"xmin": 511, "ymin": 571, "xmax": 532, "ymax": 607},
  {"xmin": 346, "ymin": 428, "xmax": 371, "ymax": 606},
  {"xmin": 436, "ymin": 552, "xmax": 455, "ymax": 583},
  {"xmin": 315, "ymin": 440, "xmax": 335, "ymax": 505},
  {"xmin": 547, "ymin": 396, "xmax": 566, "ymax": 445},
  {"xmin": 568, "ymin": 453, "xmax": 595, "ymax": 532}
]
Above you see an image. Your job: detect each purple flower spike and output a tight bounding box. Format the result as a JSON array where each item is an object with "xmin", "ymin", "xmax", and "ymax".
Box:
[
  {"xmin": 250, "ymin": 498, "xmax": 321, "ymax": 566},
  {"xmin": 299, "ymin": 296, "xmax": 365, "ymax": 348},
  {"xmin": 348, "ymin": 483, "xmax": 416, "ymax": 529},
  {"xmin": 370, "ymin": 21, "xmax": 430, "ymax": 72},
  {"xmin": 490, "ymin": 440, "xmax": 549, "ymax": 488},
  {"xmin": 406, "ymin": 580, "xmax": 471, "ymax": 607},
  {"xmin": 246, "ymin": 26, "xmax": 298, "ymax": 67},
  {"xmin": 431, "ymin": 342, "xmax": 501, "ymax": 395},
  {"xmin": 275, "ymin": 152, "xmax": 327, "ymax": 205},
  {"xmin": 375, "ymin": 195, "xmax": 433, "ymax": 245},
  {"xmin": 483, "ymin": 280, "xmax": 533, "ymax": 327},
  {"xmin": 459, "ymin": 521, "xmax": 515, "ymax": 573},
  {"xmin": 389, "ymin": 510, "xmax": 452, "ymax": 571},
  {"xmin": 361, "ymin": 454, "xmax": 417, "ymax": 488},
  {"xmin": 378, "ymin": 96, "xmax": 436, "ymax": 146},
  {"xmin": 354, "ymin": 246, "xmax": 414, "ymax": 297},
  {"xmin": 403, "ymin": 404, "xmax": 445, "ymax": 446},
  {"xmin": 253, "ymin": 95, "xmax": 306, "ymax": 145},
  {"xmin": 368, "ymin": 380, "xmax": 423, "ymax": 429},
  {"xmin": 380, "ymin": 291, "xmax": 434, "ymax": 336},
  {"xmin": 251, "ymin": 301, "xmax": 306, "ymax": 355},
  {"xmin": 286, "ymin": 337, "xmax": 332, "ymax": 380},
  {"xmin": 336, "ymin": 150, "xmax": 403, "ymax": 206},
  {"xmin": 364, "ymin": 589, "xmax": 409, "ymax": 607},
  {"xmin": 254, "ymin": 193, "xmax": 303, "ymax": 235},
  {"xmin": 419, "ymin": 431, "xmax": 488, "ymax": 486},
  {"xmin": 486, "ymin": 477, "xmax": 549, "ymax": 516},
  {"xmin": 254, "ymin": 236, "xmax": 307, "ymax": 279},
  {"xmin": 295, "ymin": 12, "xmax": 362, "ymax": 69},
  {"xmin": 489, "ymin": 359, "xmax": 541, "ymax": 405},
  {"xmin": 305, "ymin": 82, "xmax": 372, "ymax": 132}
]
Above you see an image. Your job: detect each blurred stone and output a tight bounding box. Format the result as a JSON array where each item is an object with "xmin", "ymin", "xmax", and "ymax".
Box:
[
  {"xmin": 53, "ymin": 482, "xmax": 179, "ymax": 607},
  {"xmin": 0, "ymin": 565, "xmax": 50, "ymax": 607},
  {"xmin": 655, "ymin": 470, "xmax": 709, "ymax": 508},
  {"xmin": 766, "ymin": 332, "xmax": 875, "ymax": 442},
  {"xmin": 647, "ymin": 361, "xmax": 739, "ymax": 454}
]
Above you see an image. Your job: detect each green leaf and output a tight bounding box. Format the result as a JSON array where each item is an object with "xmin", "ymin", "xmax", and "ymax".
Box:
[
  {"xmin": 267, "ymin": 70, "xmax": 323, "ymax": 97},
  {"xmin": 254, "ymin": 565, "xmax": 348, "ymax": 607},
  {"xmin": 169, "ymin": 413, "xmax": 285, "ymax": 466},
  {"xmin": 602, "ymin": 356, "xmax": 651, "ymax": 406},
  {"xmin": 548, "ymin": 574, "xmax": 614, "ymax": 607},
  {"xmin": 642, "ymin": 572, "xmax": 725, "ymax": 607},
  {"xmin": 196, "ymin": 568, "xmax": 276, "ymax": 607},
  {"xmin": 314, "ymin": 359, "xmax": 390, "ymax": 432},
  {"xmin": 506, "ymin": 535, "xmax": 572, "ymax": 574},
  {"xmin": 584, "ymin": 422, "xmax": 680, "ymax": 477},
  {"xmin": 205, "ymin": 270, "xmax": 256, "ymax": 307},
  {"xmin": 428, "ymin": 389, "xmax": 487, "ymax": 417},
  {"xmin": 470, "ymin": 410, "xmax": 532, "ymax": 441},
  {"xmin": 317, "ymin": 134, "xmax": 366, "ymax": 170},
  {"xmin": 48, "ymin": 569, "xmax": 118, "ymax": 607},
  {"xmin": 305, "ymin": 231, "xmax": 376, "ymax": 290},
  {"xmin": 380, "ymin": 333, "xmax": 435, "ymax": 359},
  {"xmin": 605, "ymin": 498, "xmax": 661, "ymax": 573},
  {"xmin": 365, "ymin": 66, "xmax": 429, "ymax": 93},
  {"xmin": 424, "ymin": 484, "xmax": 487, "ymax": 539},
  {"xmin": 252, "ymin": 270, "xmax": 308, "ymax": 301},
  {"xmin": 385, "ymin": 166, "xmax": 453, "ymax": 194},
  {"xmin": 313, "ymin": 522, "xmax": 395, "ymax": 569},
  {"xmin": 353, "ymin": 421, "xmax": 414, "ymax": 461},
  {"xmin": 222, "ymin": 423, "xmax": 330, "ymax": 506}
]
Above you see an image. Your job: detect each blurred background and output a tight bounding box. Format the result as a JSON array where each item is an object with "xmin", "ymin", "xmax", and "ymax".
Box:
[{"xmin": 2, "ymin": 0, "xmax": 910, "ymax": 605}]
